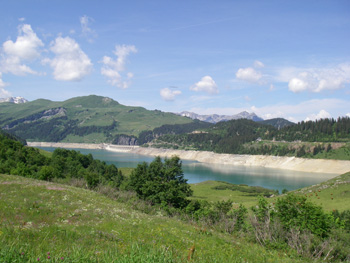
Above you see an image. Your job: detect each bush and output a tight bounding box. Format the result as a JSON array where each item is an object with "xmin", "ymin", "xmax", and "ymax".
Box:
[
  {"xmin": 275, "ymin": 194, "xmax": 333, "ymax": 238},
  {"xmin": 127, "ymin": 156, "xmax": 192, "ymax": 208}
]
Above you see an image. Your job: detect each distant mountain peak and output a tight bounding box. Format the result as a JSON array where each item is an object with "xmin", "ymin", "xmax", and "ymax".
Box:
[
  {"xmin": 177, "ymin": 111, "xmax": 263, "ymax": 123},
  {"xmin": 0, "ymin": 97, "xmax": 28, "ymax": 104}
]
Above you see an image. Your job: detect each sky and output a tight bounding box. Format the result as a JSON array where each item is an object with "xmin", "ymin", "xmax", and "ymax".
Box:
[{"xmin": 0, "ymin": 0, "xmax": 349, "ymax": 122}]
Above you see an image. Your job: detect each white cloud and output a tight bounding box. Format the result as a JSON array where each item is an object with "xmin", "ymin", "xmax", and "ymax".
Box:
[
  {"xmin": 254, "ymin": 60, "xmax": 265, "ymax": 68},
  {"xmin": 160, "ymin": 87, "xmax": 181, "ymax": 101},
  {"xmin": 305, "ymin": 110, "xmax": 331, "ymax": 122},
  {"xmin": 1, "ymin": 24, "xmax": 43, "ymax": 75},
  {"xmin": 101, "ymin": 45, "xmax": 137, "ymax": 89},
  {"xmin": 287, "ymin": 64, "xmax": 350, "ymax": 93},
  {"xmin": 80, "ymin": 15, "xmax": 97, "ymax": 42},
  {"xmin": 0, "ymin": 87, "xmax": 11, "ymax": 98},
  {"xmin": 0, "ymin": 73, "xmax": 11, "ymax": 98},
  {"xmin": 190, "ymin": 76, "xmax": 218, "ymax": 94},
  {"xmin": 346, "ymin": 113, "xmax": 350, "ymax": 117},
  {"xmin": 46, "ymin": 36, "xmax": 92, "ymax": 81},
  {"xmin": 236, "ymin": 67, "xmax": 262, "ymax": 83},
  {"xmin": 288, "ymin": 77, "xmax": 308, "ymax": 92}
]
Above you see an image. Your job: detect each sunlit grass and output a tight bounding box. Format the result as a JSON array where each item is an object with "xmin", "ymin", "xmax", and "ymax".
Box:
[{"xmin": 0, "ymin": 174, "xmax": 304, "ymax": 262}]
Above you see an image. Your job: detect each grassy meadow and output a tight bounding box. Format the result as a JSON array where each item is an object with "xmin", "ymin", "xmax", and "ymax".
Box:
[
  {"xmin": 0, "ymin": 173, "xmax": 307, "ymax": 263},
  {"xmin": 190, "ymin": 173, "xmax": 350, "ymax": 212}
]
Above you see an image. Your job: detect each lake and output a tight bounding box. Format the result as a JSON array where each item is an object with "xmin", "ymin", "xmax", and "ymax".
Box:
[{"xmin": 37, "ymin": 147, "xmax": 337, "ymax": 192}]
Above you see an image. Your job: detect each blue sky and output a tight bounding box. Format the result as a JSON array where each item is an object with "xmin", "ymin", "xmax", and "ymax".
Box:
[{"xmin": 0, "ymin": 0, "xmax": 349, "ymax": 122}]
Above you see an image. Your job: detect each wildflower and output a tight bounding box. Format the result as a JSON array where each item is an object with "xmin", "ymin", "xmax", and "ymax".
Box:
[
  {"xmin": 61, "ymin": 257, "xmax": 64, "ymax": 260},
  {"xmin": 37, "ymin": 258, "xmax": 40, "ymax": 261},
  {"xmin": 47, "ymin": 252, "xmax": 50, "ymax": 255}
]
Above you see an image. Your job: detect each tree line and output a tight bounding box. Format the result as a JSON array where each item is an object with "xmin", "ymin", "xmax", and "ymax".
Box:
[{"xmin": 151, "ymin": 117, "xmax": 350, "ymax": 157}]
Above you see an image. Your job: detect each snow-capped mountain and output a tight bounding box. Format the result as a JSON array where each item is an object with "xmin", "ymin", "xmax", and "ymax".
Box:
[
  {"xmin": 0, "ymin": 97, "xmax": 28, "ymax": 104},
  {"xmin": 177, "ymin": 111, "xmax": 263, "ymax": 123}
]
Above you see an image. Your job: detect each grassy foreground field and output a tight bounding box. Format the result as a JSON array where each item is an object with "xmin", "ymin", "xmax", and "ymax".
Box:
[{"xmin": 0, "ymin": 174, "xmax": 307, "ymax": 263}]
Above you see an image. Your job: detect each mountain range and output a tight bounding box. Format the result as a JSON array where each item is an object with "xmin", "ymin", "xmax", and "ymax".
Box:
[
  {"xmin": 0, "ymin": 95, "xmax": 295, "ymax": 144},
  {"xmin": 177, "ymin": 111, "xmax": 264, "ymax": 123},
  {"xmin": 0, "ymin": 95, "xmax": 193, "ymax": 144}
]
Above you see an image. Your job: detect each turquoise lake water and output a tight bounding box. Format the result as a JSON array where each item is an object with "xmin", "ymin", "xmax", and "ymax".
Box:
[{"xmin": 38, "ymin": 147, "xmax": 337, "ymax": 193}]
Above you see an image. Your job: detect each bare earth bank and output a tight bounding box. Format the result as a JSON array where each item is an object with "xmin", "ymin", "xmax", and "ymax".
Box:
[{"xmin": 28, "ymin": 142, "xmax": 350, "ymax": 175}]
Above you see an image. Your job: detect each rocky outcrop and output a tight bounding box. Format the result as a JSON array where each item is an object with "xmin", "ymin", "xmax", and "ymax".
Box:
[
  {"xmin": 3, "ymin": 107, "xmax": 66, "ymax": 129},
  {"xmin": 112, "ymin": 135, "xmax": 138, "ymax": 145},
  {"xmin": 177, "ymin": 111, "xmax": 263, "ymax": 123}
]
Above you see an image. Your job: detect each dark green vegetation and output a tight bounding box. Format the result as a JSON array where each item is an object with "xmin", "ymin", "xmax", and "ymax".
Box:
[
  {"xmin": 151, "ymin": 117, "xmax": 350, "ymax": 160},
  {"xmin": 1, "ymin": 133, "xmax": 350, "ymax": 262},
  {"xmin": 0, "ymin": 95, "xmax": 192, "ymax": 144},
  {"xmin": 0, "ymin": 130, "xmax": 124, "ymax": 188},
  {"xmin": 257, "ymin": 117, "xmax": 295, "ymax": 129},
  {"xmin": 127, "ymin": 156, "xmax": 193, "ymax": 208},
  {"xmin": 138, "ymin": 120, "xmax": 212, "ymax": 145}
]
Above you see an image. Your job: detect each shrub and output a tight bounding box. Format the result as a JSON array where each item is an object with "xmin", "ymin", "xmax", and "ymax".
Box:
[
  {"xmin": 127, "ymin": 156, "xmax": 192, "ymax": 208},
  {"xmin": 275, "ymin": 194, "xmax": 333, "ymax": 238}
]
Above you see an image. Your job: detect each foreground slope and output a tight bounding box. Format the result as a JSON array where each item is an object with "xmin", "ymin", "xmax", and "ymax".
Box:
[{"xmin": 0, "ymin": 174, "xmax": 304, "ymax": 263}]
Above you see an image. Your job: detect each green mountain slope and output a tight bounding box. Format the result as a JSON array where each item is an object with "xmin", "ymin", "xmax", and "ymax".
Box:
[
  {"xmin": 0, "ymin": 95, "xmax": 193, "ymax": 144},
  {"xmin": 258, "ymin": 117, "xmax": 295, "ymax": 129},
  {"xmin": 151, "ymin": 118, "xmax": 350, "ymax": 159}
]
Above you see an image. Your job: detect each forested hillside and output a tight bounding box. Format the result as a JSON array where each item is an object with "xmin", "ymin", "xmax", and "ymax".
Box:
[
  {"xmin": 151, "ymin": 117, "xmax": 350, "ymax": 159},
  {"xmin": 0, "ymin": 95, "xmax": 193, "ymax": 144}
]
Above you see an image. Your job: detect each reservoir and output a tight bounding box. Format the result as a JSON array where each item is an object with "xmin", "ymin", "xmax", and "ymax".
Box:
[{"xmin": 38, "ymin": 147, "xmax": 338, "ymax": 193}]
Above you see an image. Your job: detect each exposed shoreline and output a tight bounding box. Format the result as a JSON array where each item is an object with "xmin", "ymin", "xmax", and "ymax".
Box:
[{"xmin": 28, "ymin": 142, "xmax": 350, "ymax": 175}]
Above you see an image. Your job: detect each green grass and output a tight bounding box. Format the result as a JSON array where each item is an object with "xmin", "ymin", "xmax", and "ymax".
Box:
[
  {"xmin": 190, "ymin": 172, "xmax": 350, "ymax": 214},
  {"xmin": 118, "ymin": 167, "xmax": 134, "ymax": 177},
  {"xmin": 36, "ymin": 148, "xmax": 53, "ymax": 158},
  {"xmin": 62, "ymin": 133, "xmax": 109, "ymax": 144},
  {"xmin": 292, "ymin": 172, "xmax": 350, "ymax": 212},
  {"xmin": 0, "ymin": 174, "xmax": 306, "ymax": 263},
  {"xmin": 190, "ymin": 180, "xmax": 276, "ymax": 209}
]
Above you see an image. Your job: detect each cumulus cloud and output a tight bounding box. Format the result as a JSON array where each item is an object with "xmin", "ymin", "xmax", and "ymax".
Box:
[
  {"xmin": 287, "ymin": 64, "xmax": 350, "ymax": 93},
  {"xmin": 346, "ymin": 113, "xmax": 350, "ymax": 117},
  {"xmin": 190, "ymin": 76, "xmax": 218, "ymax": 94},
  {"xmin": 305, "ymin": 110, "xmax": 332, "ymax": 122},
  {"xmin": 236, "ymin": 67, "xmax": 262, "ymax": 83},
  {"xmin": 101, "ymin": 45, "xmax": 137, "ymax": 89},
  {"xmin": 160, "ymin": 87, "xmax": 182, "ymax": 101},
  {"xmin": 46, "ymin": 36, "xmax": 93, "ymax": 81},
  {"xmin": 1, "ymin": 24, "xmax": 43, "ymax": 75},
  {"xmin": 80, "ymin": 15, "xmax": 97, "ymax": 42}
]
